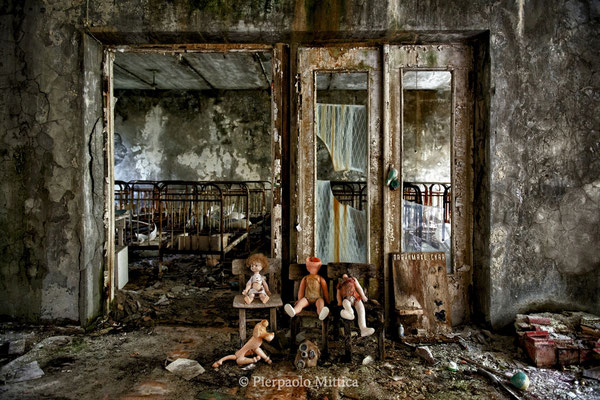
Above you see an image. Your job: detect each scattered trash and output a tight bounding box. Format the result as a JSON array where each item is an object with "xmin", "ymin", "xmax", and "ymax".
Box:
[
  {"xmin": 398, "ymin": 324, "xmax": 405, "ymax": 337},
  {"xmin": 515, "ymin": 311, "xmax": 600, "ymax": 368},
  {"xmin": 154, "ymin": 295, "xmax": 170, "ymax": 306},
  {"xmin": 0, "ymin": 360, "xmax": 44, "ymax": 383},
  {"xmin": 8, "ymin": 339, "xmax": 26, "ymax": 356},
  {"xmin": 240, "ymin": 363, "xmax": 256, "ymax": 370},
  {"xmin": 415, "ymin": 346, "xmax": 435, "ymax": 365},
  {"xmin": 510, "ymin": 370, "xmax": 530, "ymax": 390},
  {"xmin": 583, "ymin": 366, "xmax": 600, "ymax": 381},
  {"xmin": 392, "ymin": 375, "xmax": 402, "ymax": 381},
  {"xmin": 362, "ymin": 355, "xmax": 374, "ymax": 365},
  {"xmin": 171, "ymin": 285, "xmax": 186, "ymax": 294},
  {"xmin": 165, "ymin": 358, "xmax": 205, "ymax": 381},
  {"xmin": 476, "ymin": 368, "xmax": 523, "ymax": 400},
  {"xmin": 447, "ymin": 361, "xmax": 458, "ymax": 371}
]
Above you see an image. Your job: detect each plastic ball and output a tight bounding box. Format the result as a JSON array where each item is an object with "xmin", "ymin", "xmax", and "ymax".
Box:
[{"xmin": 510, "ymin": 371, "xmax": 530, "ymax": 390}]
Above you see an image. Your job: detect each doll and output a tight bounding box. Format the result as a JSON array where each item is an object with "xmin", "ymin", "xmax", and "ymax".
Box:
[
  {"xmin": 336, "ymin": 273, "xmax": 375, "ymax": 337},
  {"xmin": 242, "ymin": 253, "xmax": 271, "ymax": 304},
  {"xmin": 212, "ymin": 320, "xmax": 274, "ymax": 368},
  {"xmin": 284, "ymin": 256, "xmax": 330, "ymax": 320}
]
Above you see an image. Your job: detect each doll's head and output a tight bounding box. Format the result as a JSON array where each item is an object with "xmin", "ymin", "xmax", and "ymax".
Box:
[
  {"xmin": 305, "ymin": 256, "xmax": 322, "ymax": 275},
  {"xmin": 246, "ymin": 253, "xmax": 268, "ymax": 274},
  {"xmin": 253, "ymin": 319, "xmax": 275, "ymax": 341}
]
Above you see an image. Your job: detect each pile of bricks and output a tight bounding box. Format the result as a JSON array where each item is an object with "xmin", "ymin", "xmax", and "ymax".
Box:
[{"xmin": 515, "ymin": 313, "xmax": 600, "ymax": 368}]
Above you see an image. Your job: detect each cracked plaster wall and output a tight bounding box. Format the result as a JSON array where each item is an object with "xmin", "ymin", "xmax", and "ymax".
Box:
[
  {"xmin": 0, "ymin": 1, "xmax": 87, "ymax": 323},
  {"xmin": 114, "ymin": 89, "xmax": 271, "ymax": 182},
  {"xmin": 1, "ymin": 0, "xmax": 598, "ymax": 327}
]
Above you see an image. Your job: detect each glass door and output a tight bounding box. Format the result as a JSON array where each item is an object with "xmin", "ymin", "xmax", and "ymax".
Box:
[{"xmin": 295, "ymin": 47, "xmax": 382, "ymax": 265}]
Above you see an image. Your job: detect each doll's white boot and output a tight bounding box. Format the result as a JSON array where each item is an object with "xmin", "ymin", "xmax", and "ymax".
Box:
[
  {"xmin": 284, "ymin": 304, "xmax": 296, "ymax": 317},
  {"xmin": 319, "ymin": 306, "xmax": 330, "ymax": 320}
]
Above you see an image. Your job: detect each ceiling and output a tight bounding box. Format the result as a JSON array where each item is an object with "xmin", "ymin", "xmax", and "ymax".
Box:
[
  {"xmin": 113, "ymin": 52, "xmax": 272, "ymax": 90},
  {"xmin": 114, "ymin": 53, "xmax": 450, "ymax": 91}
]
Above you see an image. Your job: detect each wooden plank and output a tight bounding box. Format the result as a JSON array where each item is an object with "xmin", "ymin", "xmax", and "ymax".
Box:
[
  {"xmin": 392, "ymin": 252, "xmax": 451, "ymax": 332},
  {"xmin": 232, "ymin": 294, "xmax": 283, "ymax": 309},
  {"xmin": 239, "ymin": 309, "xmax": 246, "ymax": 344},
  {"xmin": 289, "ymin": 263, "xmax": 305, "ymax": 280},
  {"xmin": 326, "ymin": 263, "xmax": 376, "ymax": 279}
]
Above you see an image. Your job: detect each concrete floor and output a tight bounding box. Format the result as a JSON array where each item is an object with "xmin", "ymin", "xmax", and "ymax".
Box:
[{"xmin": 1, "ymin": 255, "xmax": 598, "ymax": 399}]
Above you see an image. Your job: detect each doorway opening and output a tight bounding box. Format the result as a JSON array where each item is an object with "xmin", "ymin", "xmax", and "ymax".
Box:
[{"xmin": 102, "ymin": 45, "xmax": 282, "ymax": 326}]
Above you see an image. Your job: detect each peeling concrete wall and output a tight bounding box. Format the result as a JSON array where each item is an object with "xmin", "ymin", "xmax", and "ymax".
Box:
[
  {"xmin": 114, "ymin": 90, "xmax": 271, "ymax": 182},
  {"xmin": 486, "ymin": 0, "xmax": 600, "ymax": 327},
  {"xmin": 0, "ymin": 1, "xmax": 86, "ymax": 323},
  {"xmin": 1, "ymin": 0, "xmax": 598, "ymax": 327},
  {"xmin": 80, "ymin": 34, "xmax": 105, "ymax": 325}
]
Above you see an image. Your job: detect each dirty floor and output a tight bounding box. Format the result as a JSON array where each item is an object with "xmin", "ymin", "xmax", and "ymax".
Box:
[{"xmin": 1, "ymin": 255, "xmax": 599, "ymax": 399}]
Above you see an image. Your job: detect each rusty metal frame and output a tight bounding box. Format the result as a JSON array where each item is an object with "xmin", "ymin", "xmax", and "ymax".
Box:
[
  {"xmin": 101, "ymin": 43, "xmax": 285, "ymax": 308},
  {"xmin": 102, "ymin": 49, "xmax": 116, "ymax": 307},
  {"xmin": 295, "ymin": 46, "xmax": 383, "ymax": 294},
  {"xmin": 386, "ymin": 44, "xmax": 474, "ymax": 326}
]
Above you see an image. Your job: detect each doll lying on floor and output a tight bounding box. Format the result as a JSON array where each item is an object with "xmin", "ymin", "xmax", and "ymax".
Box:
[{"xmin": 212, "ymin": 320, "xmax": 274, "ymax": 367}]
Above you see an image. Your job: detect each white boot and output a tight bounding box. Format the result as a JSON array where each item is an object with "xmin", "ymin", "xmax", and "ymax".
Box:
[
  {"xmin": 284, "ymin": 304, "xmax": 296, "ymax": 318},
  {"xmin": 319, "ymin": 306, "xmax": 330, "ymax": 320},
  {"xmin": 356, "ymin": 301, "xmax": 375, "ymax": 337},
  {"xmin": 340, "ymin": 299, "xmax": 355, "ymax": 320}
]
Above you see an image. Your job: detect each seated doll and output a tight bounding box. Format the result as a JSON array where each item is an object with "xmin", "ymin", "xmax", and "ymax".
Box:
[
  {"xmin": 242, "ymin": 253, "xmax": 271, "ymax": 304},
  {"xmin": 336, "ymin": 273, "xmax": 375, "ymax": 337},
  {"xmin": 284, "ymin": 256, "xmax": 330, "ymax": 320}
]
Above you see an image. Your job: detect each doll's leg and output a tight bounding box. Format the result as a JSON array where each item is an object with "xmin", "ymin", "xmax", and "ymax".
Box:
[
  {"xmin": 255, "ymin": 347, "xmax": 272, "ymax": 364},
  {"xmin": 315, "ymin": 298, "xmax": 330, "ymax": 320},
  {"xmin": 285, "ymin": 298, "xmax": 308, "ymax": 317},
  {"xmin": 244, "ymin": 293, "xmax": 255, "ymax": 304},
  {"xmin": 340, "ymin": 298, "xmax": 355, "ymax": 320},
  {"xmin": 236, "ymin": 354, "xmax": 261, "ymax": 365},
  {"xmin": 212, "ymin": 354, "xmax": 236, "ymax": 368},
  {"xmin": 355, "ymin": 300, "xmax": 375, "ymax": 337},
  {"xmin": 259, "ymin": 293, "xmax": 270, "ymax": 304}
]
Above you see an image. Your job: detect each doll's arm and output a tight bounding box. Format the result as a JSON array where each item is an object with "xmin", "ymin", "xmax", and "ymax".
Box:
[
  {"xmin": 320, "ymin": 276, "xmax": 330, "ymax": 304},
  {"xmin": 262, "ymin": 278, "xmax": 271, "ymax": 295},
  {"xmin": 353, "ymin": 277, "xmax": 368, "ymax": 302},
  {"xmin": 242, "ymin": 277, "xmax": 252, "ymax": 295}
]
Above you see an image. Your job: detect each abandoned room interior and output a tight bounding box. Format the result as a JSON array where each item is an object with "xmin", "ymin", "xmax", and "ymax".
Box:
[{"xmin": 1, "ymin": 1, "xmax": 599, "ymax": 399}]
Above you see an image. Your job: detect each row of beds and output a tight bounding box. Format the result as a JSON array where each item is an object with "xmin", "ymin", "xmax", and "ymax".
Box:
[
  {"xmin": 113, "ymin": 179, "xmax": 450, "ymax": 260},
  {"xmin": 330, "ymin": 180, "xmax": 451, "ymax": 220},
  {"xmin": 114, "ymin": 180, "xmax": 272, "ymax": 260}
]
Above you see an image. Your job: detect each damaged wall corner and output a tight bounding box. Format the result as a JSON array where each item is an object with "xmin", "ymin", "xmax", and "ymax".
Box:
[{"xmin": 79, "ymin": 33, "xmax": 106, "ymax": 326}]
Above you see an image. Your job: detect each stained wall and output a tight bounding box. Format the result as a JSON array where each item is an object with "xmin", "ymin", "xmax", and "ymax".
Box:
[
  {"xmin": 0, "ymin": 0, "xmax": 598, "ymax": 327},
  {"xmin": 114, "ymin": 89, "xmax": 272, "ymax": 182}
]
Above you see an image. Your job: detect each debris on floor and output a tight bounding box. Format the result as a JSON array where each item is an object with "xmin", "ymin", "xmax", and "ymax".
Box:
[
  {"xmin": 165, "ymin": 358, "xmax": 205, "ymax": 380},
  {"xmin": 515, "ymin": 311, "xmax": 600, "ymax": 368},
  {"xmin": 1, "ymin": 254, "xmax": 598, "ymax": 399}
]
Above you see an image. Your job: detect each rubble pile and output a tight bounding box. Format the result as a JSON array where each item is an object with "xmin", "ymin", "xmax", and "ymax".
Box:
[
  {"xmin": 515, "ymin": 312, "xmax": 600, "ymax": 368},
  {"xmin": 108, "ymin": 254, "xmax": 240, "ymax": 328}
]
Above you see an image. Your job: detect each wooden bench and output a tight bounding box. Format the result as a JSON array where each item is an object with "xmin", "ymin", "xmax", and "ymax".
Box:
[{"xmin": 232, "ymin": 258, "xmax": 282, "ymax": 346}]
